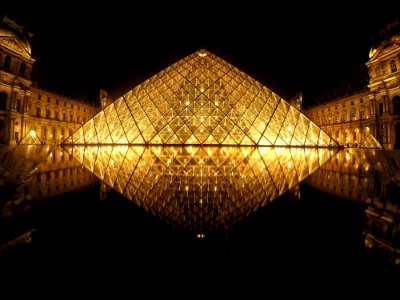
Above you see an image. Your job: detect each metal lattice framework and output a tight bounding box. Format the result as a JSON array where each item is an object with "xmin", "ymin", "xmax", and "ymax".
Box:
[
  {"xmin": 69, "ymin": 145, "xmax": 334, "ymax": 233},
  {"xmin": 359, "ymin": 134, "xmax": 383, "ymax": 149},
  {"xmin": 19, "ymin": 130, "xmax": 42, "ymax": 145},
  {"xmin": 66, "ymin": 50, "xmax": 337, "ymax": 147}
]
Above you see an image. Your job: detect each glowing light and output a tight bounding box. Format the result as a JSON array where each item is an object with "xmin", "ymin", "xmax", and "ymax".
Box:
[
  {"xmin": 71, "ymin": 146, "xmax": 334, "ymax": 233},
  {"xmin": 197, "ymin": 234, "xmax": 206, "ymax": 238},
  {"xmin": 29, "ymin": 130, "xmax": 35, "ymax": 137}
]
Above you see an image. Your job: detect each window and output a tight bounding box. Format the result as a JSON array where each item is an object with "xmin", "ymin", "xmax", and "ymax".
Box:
[
  {"xmin": 393, "ymin": 96, "xmax": 400, "ymax": 115},
  {"xmin": 379, "ymin": 103, "xmax": 384, "ymax": 115},
  {"xmin": 360, "ymin": 98, "xmax": 363, "ymax": 103},
  {"xmin": 63, "ymin": 112, "xmax": 66, "ymax": 121},
  {"xmin": 351, "ymin": 110, "xmax": 356, "ymax": 120},
  {"xmin": 38, "ymin": 94, "xmax": 41, "ymax": 100},
  {"xmin": 20, "ymin": 63, "xmax": 26, "ymax": 75},
  {"xmin": 342, "ymin": 103, "xmax": 346, "ymax": 107},
  {"xmin": 14, "ymin": 131, "xmax": 19, "ymax": 142},
  {"xmin": 341, "ymin": 112, "xmax": 346, "ymax": 122},
  {"xmin": 360, "ymin": 108, "xmax": 365, "ymax": 119},
  {"xmin": 4, "ymin": 55, "xmax": 11, "ymax": 69},
  {"xmin": 16, "ymin": 99, "xmax": 21, "ymax": 113},
  {"xmin": 56, "ymin": 99, "xmax": 59, "ymax": 105},
  {"xmin": 46, "ymin": 109, "xmax": 51, "ymax": 118},
  {"xmin": 36, "ymin": 107, "xmax": 41, "ymax": 117},
  {"xmin": 0, "ymin": 92, "xmax": 7, "ymax": 111},
  {"xmin": 70, "ymin": 114, "xmax": 73, "ymax": 122},
  {"xmin": 390, "ymin": 60, "xmax": 397, "ymax": 73}
]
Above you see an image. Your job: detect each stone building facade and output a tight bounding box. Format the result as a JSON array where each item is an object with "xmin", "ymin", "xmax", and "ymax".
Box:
[
  {"xmin": 304, "ymin": 23, "xmax": 400, "ymax": 149},
  {"xmin": 0, "ymin": 16, "xmax": 98, "ymax": 145}
]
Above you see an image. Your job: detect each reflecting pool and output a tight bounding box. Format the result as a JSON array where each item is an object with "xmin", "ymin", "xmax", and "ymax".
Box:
[{"xmin": 1, "ymin": 145, "xmax": 399, "ymax": 286}]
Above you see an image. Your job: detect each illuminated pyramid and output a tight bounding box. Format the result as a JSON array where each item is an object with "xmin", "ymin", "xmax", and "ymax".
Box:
[
  {"xmin": 19, "ymin": 129, "xmax": 42, "ymax": 145},
  {"xmin": 359, "ymin": 134, "xmax": 383, "ymax": 149},
  {"xmin": 66, "ymin": 49, "xmax": 337, "ymax": 146}
]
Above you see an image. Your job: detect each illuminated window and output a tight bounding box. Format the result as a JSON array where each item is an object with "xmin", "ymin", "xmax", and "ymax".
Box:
[
  {"xmin": 360, "ymin": 108, "xmax": 365, "ymax": 119},
  {"xmin": 341, "ymin": 112, "xmax": 346, "ymax": 122}
]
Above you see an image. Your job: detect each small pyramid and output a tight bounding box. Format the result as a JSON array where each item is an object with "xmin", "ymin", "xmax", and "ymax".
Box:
[
  {"xmin": 359, "ymin": 133, "xmax": 383, "ymax": 149},
  {"xmin": 19, "ymin": 129, "xmax": 42, "ymax": 145}
]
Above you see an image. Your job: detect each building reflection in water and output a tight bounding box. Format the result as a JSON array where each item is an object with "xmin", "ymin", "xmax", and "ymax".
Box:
[
  {"xmin": 66, "ymin": 145, "xmax": 335, "ymax": 234},
  {"xmin": 306, "ymin": 149, "xmax": 400, "ymax": 265},
  {"xmin": 0, "ymin": 145, "xmax": 96, "ymax": 251}
]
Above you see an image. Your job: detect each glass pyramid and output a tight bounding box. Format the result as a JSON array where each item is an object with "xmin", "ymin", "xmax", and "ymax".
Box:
[
  {"xmin": 359, "ymin": 134, "xmax": 383, "ymax": 149},
  {"xmin": 67, "ymin": 145, "xmax": 335, "ymax": 233},
  {"xmin": 19, "ymin": 130, "xmax": 42, "ymax": 145},
  {"xmin": 66, "ymin": 49, "xmax": 337, "ymax": 147}
]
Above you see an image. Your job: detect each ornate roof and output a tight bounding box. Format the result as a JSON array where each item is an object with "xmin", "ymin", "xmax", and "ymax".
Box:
[
  {"xmin": 0, "ymin": 18, "xmax": 31, "ymax": 58},
  {"xmin": 67, "ymin": 49, "xmax": 337, "ymax": 147}
]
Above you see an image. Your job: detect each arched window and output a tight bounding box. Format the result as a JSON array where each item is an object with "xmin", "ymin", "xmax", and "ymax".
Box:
[
  {"xmin": 393, "ymin": 96, "xmax": 400, "ymax": 115},
  {"xmin": 0, "ymin": 92, "xmax": 7, "ymax": 111},
  {"xmin": 390, "ymin": 60, "xmax": 397, "ymax": 73},
  {"xmin": 20, "ymin": 63, "xmax": 26, "ymax": 75},
  {"xmin": 4, "ymin": 55, "xmax": 11, "ymax": 69}
]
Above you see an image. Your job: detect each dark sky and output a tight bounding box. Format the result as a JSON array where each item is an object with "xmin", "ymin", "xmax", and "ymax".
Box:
[{"xmin": 1, "ymin": 3, "xmax": 400, "ymax": 107}]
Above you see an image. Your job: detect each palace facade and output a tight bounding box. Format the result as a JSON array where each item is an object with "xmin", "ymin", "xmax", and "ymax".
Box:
[
  {"xmin": 304, "ymin": 23, "xmax": 400, "ymax": 149},
  {"xmin": 0, "ymin": 16, "xmax": 99, "ymax": 145}
]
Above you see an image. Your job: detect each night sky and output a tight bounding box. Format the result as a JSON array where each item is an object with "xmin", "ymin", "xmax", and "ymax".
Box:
[{"xmin": 1, "ymin": 3, "xmax": 400, "ymax": 107}]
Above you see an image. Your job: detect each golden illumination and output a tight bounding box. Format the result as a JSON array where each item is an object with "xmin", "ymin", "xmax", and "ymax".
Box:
[
  {"xmin": 68, "ymin": 145, "xmax": 334, "ymax": 233},
  {"xmin": 19, "ymin": 129, "xmax": 42, "ymax": 145},
  {"xmin": 66, "ymin": 50, "xmax": 336, "ymax": 147},
  {"xmin": 359, "ymin": 134, "xmax": 383, "ymax": 149}
]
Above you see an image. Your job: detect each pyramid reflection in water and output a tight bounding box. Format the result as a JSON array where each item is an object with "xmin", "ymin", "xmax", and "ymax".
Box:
[{"xmin": 68, "ymin": 146, "xmax": 335, "ymax": 234}]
